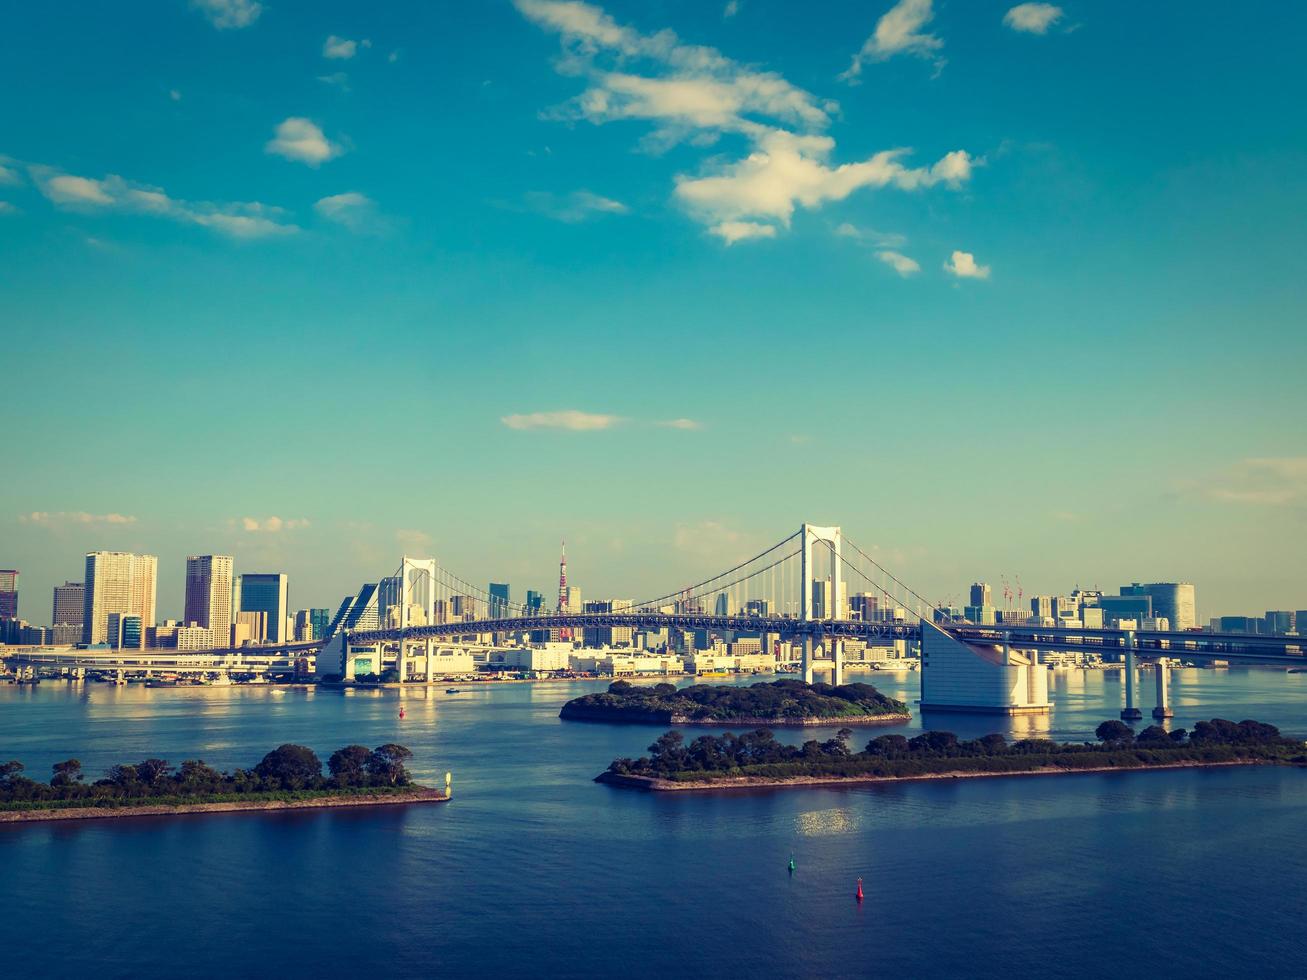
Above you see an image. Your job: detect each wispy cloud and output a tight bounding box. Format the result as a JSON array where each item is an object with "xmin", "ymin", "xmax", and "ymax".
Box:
[
  {"xmin": 876, "ymin": 250, "xmax": 920, "ymax": 276},
  {"xmin": 1004, "ymin": 4, "xmax": 1064, "ymax": 34},
  {"xmin": 501, "ymin": 410, "xmax": 623, "ymax": 431},
  {"xmin": 190, "ymin": 0, "xmax": 262, "ymax": 31},
  {"xmin": 517, "ymin": 1, "xmax": 973, "ymax": 244},
  {"xmin": 843, "ymin": 0, "xmax": 944, "ymax": 81},
  {"xmin": 29, "ymin": 163, "xmax": 297, "ymax": 238},
  {"xmin": 657, "ymin": 418, "xmax": 704, "ymax": 430},
  {"xmin": 1208, "ymin": 458, "xmax": 1307, "ymax": 507},
  {"xmin": 323, "ymin": 35, "xmax": 370, "ymax": 60},
  {"xmin": 835, "ymin": 222, "xmax": 906, "ymax": 248},
  {"xmin": 0, "ymin": 201, "xmax": 18, "ymax": 216},
  {"xmin": 396, "ymin": 528, "xmax": 433, "ymax": 549},
  {"xmin": 673, "ymin": 520, "xmax": 750, "ymax": 560},
  {"xmin": 0, "ymin": 159, "xmax": 21, "ymax": 186},
  {"xmin": 944, "ymin": 249, "xmax": 990, "ymax": 279},
  {"xmin": 264, "ymin": 117, "xmax": 343, "ymax": 167},
  {"xmin": 20, "ymin": 511, "xmax": 137, "ymax": 527},
  {"xmin": 723, "ymin": 1, "xmax": 741, "ymax": 18},
  {"xmin": 314, "ymin": 192, "xmax": 385, "ymax": 233},
  {"xmin": 233, "ymin": 516, "xmax": 311, "ymax": 533},
  {"xmin": 523, "ymin": 189, "xmax": 628, "ymax": 222}
]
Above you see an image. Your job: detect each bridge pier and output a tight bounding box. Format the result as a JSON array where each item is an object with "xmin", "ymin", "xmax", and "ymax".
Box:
[
  {"xmin": 832, "ymin": 638, "xmax": 844, "ymax": 686},
  {"xmin": 425, "ymin": 638, "xmax": 434, "ymax": 685},
  {"xmin": 1121, "ymin": 630, "xmax": 1143, "ymax": 720},
  {"xmin": 1153, "ymin": 657, "xmax": 1174, "ymax": 719},
  {"xmin": 801, "ymin": 635, "xmax": 814, "ymax": 685}
]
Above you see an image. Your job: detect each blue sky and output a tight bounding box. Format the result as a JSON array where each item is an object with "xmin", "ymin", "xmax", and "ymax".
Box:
[{"xmin": 2, "ymin": 0, "xmax": 1305, "ymax": 622}]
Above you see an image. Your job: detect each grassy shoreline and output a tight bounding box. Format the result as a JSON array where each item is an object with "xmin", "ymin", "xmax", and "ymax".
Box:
[
  {"xmin": 596, "ymin": 759, "xmax": 1289, "ymax": 793},
  {"xmin": 0, "ymin": 786, "xmax": 448, "ymax": 823}
]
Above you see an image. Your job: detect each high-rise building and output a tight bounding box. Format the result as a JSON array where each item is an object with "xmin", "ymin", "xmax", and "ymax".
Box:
[
  {"xmin": 106, "ymin": 612, "xmax": 143, "ymax": 650},
  {"xmin": 236, "ymin": 573, "xmax": 289, "ymax": 643},
  {"xmin": 849, "ymin": 592, "xmax": 880, "ymax": 622},
  {"xmin": 83, "ymin": 552, "xmax": 157, "ymax": 645},
  {"xmin": 0, "ymin": 569, "xmax": 17, "ymax": 619},
  {"xmin": 525, "ymin": 590, "xmax": 545, "ymax": 615},
  {"xmin": 1264, "ymin": 611, "xmax": 1293, "ymax": 635},
  {"xmin": 489, "ymin": 582, "xmax": 511, "ymax": 618},
  {"xmin": 184, "ymin": 555, "xmax": 233, "ymax": 646},
  {"xmin": 969, "ymin": 582, "xmax": 992, "ymax": 608},
  {"xmin": 714, "ymin": 592, "xmax": 730, "ymax": 617},
  {"xmin": 52, "ymin": 581, "xmax": 85, "ymax": 628},
  {"xmin": 563, "ymin": 586, "xmax": 582, "ymax": 613},
  {"xmin": 583, "ymin": 599, "xmax": 633, "ymax": 648},
  {"xmin": 1296, "ymin": 611, "xmax": 1307, "ymax": 636},
  {"xmin": 1121, "ymin": 583, "xmax": 1196, "ymax": 631},
  {"xmin": 1029, "ymin": 595, "xmax": 1053, "ymax": 620},
  {"xmin": 292, "ymin": 608, "xmax": 331, "ymax": 641}
]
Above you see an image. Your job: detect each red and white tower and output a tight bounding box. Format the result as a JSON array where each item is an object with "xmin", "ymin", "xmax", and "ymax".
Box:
[{"xmin": 556, "ymin": 541, "xmax": 568, "ymax": 613}]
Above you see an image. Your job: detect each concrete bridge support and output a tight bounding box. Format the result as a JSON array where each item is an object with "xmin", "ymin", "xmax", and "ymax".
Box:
[
  {"xmin": 832, "ymin": 638, "xmax": 844, "ymax": 687},
  {"xmin": 801, "ymin": 635, "xmax": 815, "ymax": 684},
  {"xmin": 1121, "ymin": 631, "xmax": 1143, "ymax": 720},
  {"xmin": 425, "ymin": 638, "xmax": 435, "ymax": 685},
  {"xmin": 1153, "ymin": 657, "xmax": 1173, "ymax": 719}
]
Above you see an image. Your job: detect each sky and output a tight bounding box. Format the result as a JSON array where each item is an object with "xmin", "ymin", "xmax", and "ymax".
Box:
[{"xmin": 2, "ymin": 0, "xmax": 1305, "ymax": 624}]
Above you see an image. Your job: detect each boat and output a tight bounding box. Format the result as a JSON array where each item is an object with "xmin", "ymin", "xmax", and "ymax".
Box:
[{"xmin": 445, "ymin": 687, "xmax": 460, "ymax": 694}]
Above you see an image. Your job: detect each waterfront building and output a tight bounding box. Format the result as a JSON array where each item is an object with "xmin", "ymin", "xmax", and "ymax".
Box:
[
  {"xmin": 147, "ymin": 622, "xmax": 180, "ymax": 648},
  {"xmin": 236, "ymin": 573, "xmax": 289, "ymax": 643},
  {"xmin": 1100, "ymin": 594, "xmax": 1152, "ymax": 623},
  {"xmin": 176, "ymin": 625, "xmax": 217, "ymax": 651},
  {"xmin": 1264, "ymin": 611, "xmax": 1294, "ymax": 635},
  {"xmin": 184, "ymin": 555, "xmax": 233, "ymax": 645},
  {"xmin": 83, "ymin": 552, "xmax": 157, "ymax": 645},
  {"xmin": 293, "ymin": 608, "xmax": 330, "ymax": 641},
  {"xmin": 919, "ymin": 620, "xmax": 1049, "ymax": 715},
  {"xmin": 50, "ymin": 623, "xmax": 81, "ymax": 645},
  {"xmin": 1297, "ymin": 611, "xmax": 1307, "ymax": 636},
  {"xmin": 0, "ymin": 569, "xmax": 17, "ymax": 619},
  {"xmin": 51, "ymin": 581, "xmax": 85, "ymax": 628},
  {"xmin": 1121, "ymin": 583, "xmax": 1196, "ymax": 631},
  {"xmin": 106, "ymin": 612, "xmax": 143, "ymax": 650}
]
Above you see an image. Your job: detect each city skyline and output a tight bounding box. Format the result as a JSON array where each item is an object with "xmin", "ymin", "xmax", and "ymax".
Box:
[{"xmin": 3, "ymin": 1, "xmax": 1305, "ymax": 616}]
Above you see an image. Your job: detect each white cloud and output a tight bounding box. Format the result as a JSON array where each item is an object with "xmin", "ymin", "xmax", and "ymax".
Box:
[
  {"xmin": 323, "ymin": 36, "xmax": 358, "ymax": 59},
  {"xmin": 20, "ymin": 511, "xmax": 137, "ymax": 527},
  {"xmin": 524, "ymin": 189, "xmax": 628, "ymax": 222},
  {"xmin": 0, "ymin": 161, "xmax": 21, "ymax": 185},
  {"xmin": 191, "ymin": 0, "xmax": 262, "ymax": 30},
  {"xmin": 501, "ymin": 410, "xmax": 622, "ymax": 431},
  {"xmin": 723, "ymin": 1, "xmax": 741, "ymax": 18},
  {"xmin": 876, "ymin": 249, "xmax": 920, "ymax": 276},
  {"xmin": 264, "ymin": 117, "xmax": 342, "ymax": 166},
  {"xmin": 396, "ymin": 528, "xmax": 433, "ymax": 549},
  {"xmin": 517, "ymin": 1, "xmax": 974, "ymax": 242},
  {"xmin": 30, "ymin": 165, "xmax": 297, "ymax": 238},
  {"xmin": 657, "ymin": 418, "xmax": 704, "ymax": 430},
  {"xmin": 944, "ymin": 249, "xmax": 990, "ymax": 279},
  {"xmin": 710, "ymin": 220, "xmax": 775, "ymax": 244},
  {"xmin": 673, "ymin": 520, "xmax": 748, "ymax": 559},
  {"xmin": 843, "ymin": 0, "xmax": 943, "ymax": 81},
  {"xmin": 169, "ymin": 89, "xmax": 182, "ymax": 102},
  {"xmin": 1208, "ymin": 458, "xmax": 1307, "ymax": 507},
  {"xmin": 835, "ymin": 222, "xmax": 907, "ymax": 247},
  {"xmin": 1004, "ymin": 4, "xmax": 1064, "ymax": 34},
  {"xmin": 314, "ymin": 192, "xmax": 384, "ymax": 232},
  {"xmin": 236, "ymin": 516, "xmax": 310, "ymax": 533},
  {"xmin": 317, "ymin": 72, "xmax": 351, "ymax": 91},
  {"xmin": 0, "ymin": 201, "xmax": 18, "ymax": 215},
  {"xmin": 675, "ymin": 130, "xmax": 975, "ymax": 234}
]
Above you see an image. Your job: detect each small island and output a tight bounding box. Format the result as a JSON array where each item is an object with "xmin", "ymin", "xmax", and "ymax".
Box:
[
  {"xmin": 0, "ymin": 743, "xmax": 448, "ymax": 823},
  {"xmin": 597, "ymin": 718, "xmax": 1307, "ymax": 791},
  {"xmin": 560, "ymin": 679, "xmax": 910, "ymax": 726}
]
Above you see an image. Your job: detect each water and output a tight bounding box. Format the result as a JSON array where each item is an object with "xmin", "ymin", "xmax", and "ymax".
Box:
[{"xmin": 2, "ymin": 668, "xmax": 1305, "ymax": 979}]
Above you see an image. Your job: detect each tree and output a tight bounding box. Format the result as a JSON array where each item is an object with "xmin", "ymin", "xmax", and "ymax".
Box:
[
  {"xmin": 51, "ymin": 760, "xmax": 83, "ymax": 787},
  {"xmin": 1095, "ymin": 720, "xmax": 1134, "ymax": 745},
  {"xmin": 608, "ymin": 680, "xmax": 635, "ymax": 696},
  {"xmin": 328, "ymin": 745, "xmax": 372, "ymax": 786},
  {"xmin": 1136, "ymin": 726, "xmax": 1171, "ymax": 745},
  {"xmin": 651, "ymin": 683, "xmax": 677, "ymax": 698},
  {"xmin": 0, "ymin": 760, "xmax": 26, "ymax": 786},
  {"xmin": 977, "ymin": 733, "xmax": 1008, "ymax": 755},
  {"xmin": 176, "ymin": 760, "xmax": 223, "ymax": 792},
  {"xmin": 909, "ymin": 731, "xmax": 960, "ymax": 755},
  {"xmin": 866, "ymin": 734, "xmax": 909, "ymax": 757},
  {"xmin": 366, "ymin": 744, "xmax": 413, "ymax": 786},
  {"xmin": 136, "ymin": 758, "xmax": 172, "ymax": 786},
  {"xmin": 255, "ymin": 744, "xmax": 323, "ymax": 789}
]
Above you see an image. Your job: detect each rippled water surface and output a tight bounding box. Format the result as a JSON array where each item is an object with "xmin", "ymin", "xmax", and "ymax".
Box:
[{"xmin": 2, "ymin": 668, "xmax": 1305, "ymax": 979}]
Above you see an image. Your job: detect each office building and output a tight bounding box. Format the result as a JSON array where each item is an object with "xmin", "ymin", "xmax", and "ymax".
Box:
[
  {"xmin": 849, "ymin": 592, "xmax": 879, "ymax": 622},
  {"xmin": 525, "ymin": 590, "xmax": 545, "ymax": 615},
  {"xmin": 563, "ymin": 586, "xmax": 582, "ymax": 613},
  {"xmin": 293, "ymin": 608, "xmax": 330, "ymax": 642},
  {"xmin": 1121, "ymin": 583, "xmax": 1196, "ymax": 631},
  {"xmin": 714, "ymin": 592, "xmax": 729, "ymax": 617},
  {"xmin": 1099, "ymin": 594, "xmax": 1152, "ymax": 623},
  {"xmin": 583, "ymin": 599, "xmax": 633, "ymax": 648},
  {"xmin": 52, "ymin": 581, "xmax": 85, "ymax": 628},
  {"xmin": 489, "ymin": 582, "xmax": 511, "ymax": 618},
  {"xmin": 1264, "ymin": 611, "xmax": 1293, "ymax": 635},
  {"xmin": 106, "ymin": 612, "xmax": 143, "ymax": 650},
  {"xmin": 969, "ymin": 582, "xmax": 992, "ymax": 609},
  {"xmin": 0, "ymin": 569, "xmax": 17, "ymax": 620},
  {"xmin": 83, "ymin": 552, "xmax": 157, "ymax": 645},
  {"xmin": 236, "ymin": 573, "xmax": 289, "ymax": 643},
  {"xmin": 236, "ymin": 610, "xmax": 269, "ymax": 643},
  {"xmin": 184, "ymin": 555, "xmax": 233, "ymax": 645},
  {"xmin": 177, "ymin": 625, "xmax": 217, "ymax": 651},
  {"xmin": 1029, "ymin": 595, "xmax": 1053, "ymax": 620}
]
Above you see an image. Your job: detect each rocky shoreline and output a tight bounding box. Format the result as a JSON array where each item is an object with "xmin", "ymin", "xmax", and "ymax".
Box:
[
  {"xmin": 595, "ymin": 759, "xmax": 1275, "ymax": 793},
  {"xmin": 0, "ymin": 787, "xmax": 450, "ymax": 824}
]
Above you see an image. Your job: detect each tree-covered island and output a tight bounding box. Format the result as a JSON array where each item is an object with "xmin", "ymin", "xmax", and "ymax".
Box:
[
  {"xmin": 598, "ymin": 718, "xmax": 1307, "ymax": 790},
  {"xmin": 0, "ymin": 743, "xmax": 448, "ymax": 821},
  {"xmin": 560, "ymin": 679, "xmax": 910, "ymax": 726}
]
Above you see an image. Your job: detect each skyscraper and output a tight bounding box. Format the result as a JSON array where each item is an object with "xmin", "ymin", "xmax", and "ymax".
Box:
[
  {"xmin": 969, "ymin": 582, "xmax": 992, "ymax": 608},
  {"xmin": 185, "ymin": 555, "xmax": 234, "ymax": 646},
  {"xmin": 0, "ymin": 569, "xmax": 17, "ymax": 619},
  {"xmin": 83, "ymin": 552, "xmax": 157, "ymax": 645},
  {"xmin": 1121, "ymin": 583, "xmax": 1196, "ymax": 631},
  {"xmin": 236, "ymin": 573, "xmax": 289, "ymax": 643},
  {"xmin": 525, "ymin": 590, "xmax": 544, "ymax": 614},
  {"xmin": 489, "ymin": 582, "xmax": 511, "ymax": 618},
  {"xmin": 52, "ymin": 582, "xmax": 85, "ymax": 628}
]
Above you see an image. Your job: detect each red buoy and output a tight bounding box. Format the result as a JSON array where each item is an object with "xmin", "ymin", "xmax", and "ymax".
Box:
[
  {"xmin": 399, "ymin": 707, "xmax": 406, "ymax": 720},
  {"xmin": 855, "ymin": 878, "xmax": 864, "ymax": 902}
]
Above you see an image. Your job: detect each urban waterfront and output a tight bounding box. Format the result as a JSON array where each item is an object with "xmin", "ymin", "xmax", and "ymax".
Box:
[{"xmin": 3, "ymin": 669, "xmax": 1305, "ymax": 979}]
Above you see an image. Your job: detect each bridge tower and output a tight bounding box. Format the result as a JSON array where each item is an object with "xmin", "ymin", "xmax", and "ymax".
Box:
[
  {"xmin": 799, "ymin": 524, "xmax": 842, "ymax": 685},
  {"xmin": 398, "ymin": 556, "xmax": 437, "ymax": 684}
]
